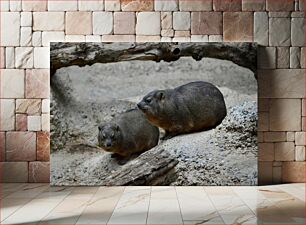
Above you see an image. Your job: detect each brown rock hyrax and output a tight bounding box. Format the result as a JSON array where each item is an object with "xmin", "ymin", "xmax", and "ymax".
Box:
[
  {"xmin": 98, "ymin": 109, "xmax": 159, "ymax": 157},
  {"xmin": 137, "ymin": 81, "xmax": 227, "ymax": 139}
]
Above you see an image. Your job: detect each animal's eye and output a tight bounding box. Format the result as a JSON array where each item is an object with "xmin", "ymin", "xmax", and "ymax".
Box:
[
  {"xmin": 102, "ymin": 134, "xmax": 106, "ymax": 138},
  {"xmin": 145, "ymin": 98, "xmax": 152, "ymax": 103},
  {"xmin": 111, "ymin": 133, "xmax": 114, "ymax": 138}
]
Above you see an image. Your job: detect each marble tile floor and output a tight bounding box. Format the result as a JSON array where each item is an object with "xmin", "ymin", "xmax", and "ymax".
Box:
[{"xmin": 0, "ymin": 183, "xmax": 305, "ymax": 224}]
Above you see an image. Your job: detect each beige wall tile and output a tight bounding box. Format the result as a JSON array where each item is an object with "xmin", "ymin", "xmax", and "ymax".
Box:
[
  {"xmin": 22, "ymin": 0, "xmax": 47, "ymax": 11},
  {"xmin": 275, "ymin": 142, "xmax": 295, "ymax": 161},
  {"xmin": 0, "ymin": 69, "xmax": 24, "ymax": 98},
  {"xmin": 161, "ymin": 12, "xmax": 172, "ymax": 29},
  {"xmin": 41, "ymin": 114, "xmax": 50, "ymax": 131},
  {"xmin": 258, "ymin": 47, "xmax": 276, "ymax": 69},
  {"xmin": 179, "ymin": 0, "xmax": 212, "ymax": 11},
  {"xmin": 121, "ymin": 0, "xmax": 153, "ymax": 11},
  {"xmin": 136, "ymin": 12, "xmax": 160, "ymax": 35},
  {"xmin": 27, "ymin": 115, "xmax": 41, "ymax": 131},
  {"xmin": 5, "ymin": 47, "xmax": 15, "ymax": 69},
  {"xmin": 34, "ymin": 47, "xmax": 50, "ymax": 69},
  {"xmin": 282, "ymin": 162, "xmax": 305, "ymax": 182},
  {"xmin": 264, "ymin": 132, "xmax": 286, "ymax": 142},
  {"xmin": 191, "ymin": 12, "xmax": 222, "ymax": 35},
  {"xmin": 173, "ymin": 12, "xmax": 190, "ymax": 31},
  {"xmin": 15, "ymin": 47, "xmax": 33, "ymax": 68},
  {"xmin": 37, "ymin": 131, "xmax": 50, "ymax": 161},
  {"xmin": 21, "ymin": 12, "xmax": 32, "ymax": 27},
  {"xmin": 269, "ymin": 18, "xmax": 291, "ymax": 46},
  {"xmin": 213, "ymin": 0, "xmax": 242, "ymax": 11},
  {"xmin": 258, "ymin": 143, "xmax": 274, "ymax": 161},
  {"xmin": 78, "ymin": 0, "xmax": 104, "ymax": 11},
  {"xmin": 25, "ymin": 69, "xmax": 50, "ymax": 98},
  {"xmin": 258, "ymin": 162, "xmax": 273, "ymax": 185},
  {"xmin": 48, "ymin": 0, "xmax": 78, "ymax": 11},
  {"xmin": 136, "ymin": 35, "xmax": 161, "ymax": 42},
  {"xmin": 16, "ymin": 99, "xmax": 41, "ymax": 115},
  {"xmin": 101, "ymin": 35, "xmax": 135, "ymax": 42},
  {"xmin": 155, "ymin": 0, "xmax": 178, "ymax": 11},
  {"xmin": 66, "ymin": 12, "xmax": 92, "ymax": 35},
  {"xmin": 295, "ymin": 146, "xmax": 305, "ymax": 161},
  {"xmin": 42, "ymin": 32, "xmax": 65, "ymax": 47},
  {"xmin": 295, "ymin": 132, "xmax": 305, "ymax": 146},
  {"xmin": 114, "ymin": 12, "xmax": 136, "ymax": 35},
  {"xmin": 16, "ymin": 114, "xmax": 27, "ymax": 131},
  {"xmin": 266, "ymin": 0, "xmax": 294, "ymax": 11},
  {"xmin": 33, "ymin": 12, "xmax": 65, "ymax": 31},
  {"xmin": 0, "ymin": 162, "xmax": 28, "ymax": 182},
  {"xmin": 93, "ymin": 12, "xmax": 113, "ymax": 35},
  {"xmin": 20, "ymin": 27, "xmax": 32, "ymax": 47},
  {"xmin": 29, "ymin": 161, "xmax": 50, "ymax": 183},
  {"xmin": 276, "ymin": 47, "xmax": 290, "ymax": 69},
  {"xmin": 105, "ymin": 0, "xmax": 120, "ymax": 11},
  {"xmin": 242, "ymin": 0, "xmax": 265, "ymax": 11},
  {"xmin": 1, "ymin": 12, "xmax": 20, "ymax": 46},
  {"xmin": 0, "ymin": 99, "xmax": 15, "ymax": 131},
  {"xmin": 254, "ymin": 12, "xmax": 268, "ymax": 46}
]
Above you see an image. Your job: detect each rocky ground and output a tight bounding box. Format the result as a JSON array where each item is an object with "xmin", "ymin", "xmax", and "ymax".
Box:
[{"xmin": 50, "ymin": 57, "xmax": 258, "ymax": 186}]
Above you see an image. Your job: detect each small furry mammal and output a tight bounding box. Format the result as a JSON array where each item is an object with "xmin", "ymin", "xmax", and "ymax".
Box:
[
  {"xmin": 137, "ymin": 81, "xmax": 227, "ymax": 139},
  {"xmin": 98, "ymin": 109, "xmax": 160, "ymax": 157}
]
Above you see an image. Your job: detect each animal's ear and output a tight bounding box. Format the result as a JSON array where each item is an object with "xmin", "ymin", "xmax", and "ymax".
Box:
[
  {"xmin": 98, "ymin": 125, "xmax": 104, "ymax": 131},
  {"xmin": 156, "ymin": 91, "xmax": 165, "ymax": 101},
  {"xmin": 115, "ymin": 125, "xmax": 120, "ymax": 132}
]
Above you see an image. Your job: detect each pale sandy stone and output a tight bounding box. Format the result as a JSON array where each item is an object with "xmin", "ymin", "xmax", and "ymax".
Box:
[
  {"xmin": 33, "ymin": 12, "xmax": 64, "ymax": 31},
  {"xmin": 290, "ymin": 47, "xmax": 301, "ymax": 69},
  {"xmin": 42, "ymin": 99, "xmax": 50, "ymax": 113},
  {"xmin": 258, "ymin": 47, "xmax": 276, "ymax": 69},
  {"xmin": 258, "ymin": 98, "xmax": 269, "ymax": 112},
  {"xmin": 161, "ymin": 29, "xmax": 174, "ymax": 37},
  {"xmin": 78, "ymin": 0, "xmax": 104, "ymax": 11},
  {"xmin": 258, "ymin": 112, "xmax": 269, "ymax": 131},
  {"xmin": 295, "ymin": 132, "xmax": 305, "ymax": 146},
  {"xmin": 20, "ymin": 27, "xmax": 32, "ymax": 46},
  {"xmin": 15, "ymin": 47, "xmax": 33, "ymax": 68},
  {"xmin": 114, "ymin": 12, "xmax": 135, "ymax": 35},
  {"xmin": 291, "ymin": 12, "xmax": 305, "ymax": 17},
  {"xmin": 136, "ymin": 12, "xmax": 160, "ymax": 35},
  {"xmin": 102, "ymin": 35, "xmax": 135, "ymax": 42},
  {"xmin": 1, "ymin": 12, "xmax": 20, "ymax": 46},
  {"xmin": 42, "ymin": 32, "xmax": 65, "ymax": 47},
  {"xmin": 155, "ymin": 0, "xmax": 178, "ymax": 11},
  {"xmin": 21, "ymin": 12, "xmax": 32, "ymax": 26},
  {"xmin": 66, "ymin": 12, "xmax": 92, "ymax": 35},
  {"xmin": 266, "ymin": 0, "xmax": 294, "ymax": 11},
  {"xmin": 161, "ymin": 12, "xmax": 172, "ymax": 29},
  {"xmin": 93, "ymin": 12, "xmax": 113, "ymax": 35},
  {"xmin": 258, "ymin": 143, "xmax": 274, "ymax": 161},
  {"xmin": 136, "ymin": 35, "xmax": 161, "ymax": 42},
  {"xmin": 0, "ymin": 99, "xmax": 15, "ymax": 131},
  {"xmin": 34, "ymin": 47, "xmax": 50, "ymax": 69},
  {"xmin": 270, "ymin": 99, "xmax": 301, "ymax": 131},
  {"xmin": 16, "ymin": 99, "xmax": 41, "ymax": 115},
  {"xmin": 25, "ymin": 69, "xmax": 50, "ymax": 98},
  {"xmin": 0, "ymin": 69, "xmax": 24, "ymax": 98},
  {"xmin": 121, "ymin": 0, "xmax": 153, "ymax": 11},
  {"xmin": 295, "ymin": 146, "xmax": 305, "ymax": 161},
  {"xmin": 41, "ymin": 114, "xmax": 50, "ymax": 131},
  {"xmin": 258, "ymin": 69, "xmax": 304, "ymax": 98},
  {"xmin": 287, "ymin": 132, "xmax": 295, "ymax": 142},
  {"xmin": 22, "ymin": 0, "xmax": 47, "ymax": 11},
  {"xmin": 48, "ymin": 0, "xmax": 77, "ymax": 11},
  {"xmin": 161, "ymin": 37, "xmax": 172, "ymax": 42},
  {"xmin": 105, "ymin": 0, "xmax": 120, "ymax": 11},
  {"xmin": 85, "ymin": 35, "xmax": 102, "ymax": 42},
  {"xmin": 303, "ymin": 99, "xmax": 305, "ymax": 117},
  {"xmin": 0, "ymin": 162, "xmax": 28, "ymax": 182},
  {"xmin": 242, "ymin": 0, "xmax": 265, "ymax": 11},
  {"xmin": 254, "ymin": 12, "xmax": 268, "ymax": 46},
  {"xmin": 27, "ymin": 116, "xmax": 41, "ymax": 131},
  {"xmin": 291, "ymin": 18, "xmax": 304, "ymax": 47},
  {"xmin": 269, "ymin": 18, "xmax": 291, "ymax": 47},
  {"xmin": 208, "ymin": 35, "xmax": 222, "ymax": 42},
  {"xmin": 0, "ymin": 0, "xmax": 9, "ymax": 11},
  {"xmin": 172, "ymin": 36, "xmax": 190, "ymax": 42},
  {"xmin": 5, "ymin": 47, "xmax": 15, "ymax": 69},
  {"xmin": 191, "ymin": 35, "xmax": 208, "ymax": 42},
  {"xmin": 301, "ymin": 48, "xmax": 305, "ymax": 68},
  {"xmin": 276, "ymin": 47, "xmax": 289, "ymax": 68},
  {"xmin": 173, "ymin": 12, "xmax": 190, "ymax": 31},
  {"xmin": 264, "ymin": 132, "xmax": 286, "ymax": 142},
  {"xmin": 275, "ymin": 142, "xmax": 295, "ymax": 161},
  {"xmin": 32, "ymin": 31, "xmax": 42, "ymax": 47},
  {"xmin": 10, "ymin": 0, "xmax": 22, "ymax": 11},
  {"xmin": 268, "ymin": 12, "xmax": 290, "ymax": 17},
  {"xmin": 179, "ymin": 0, "xmax": 212, "ymax": 11},
  {"xmin": 65, "ymin": 35, "xmax": 86, "ymax": 42}
]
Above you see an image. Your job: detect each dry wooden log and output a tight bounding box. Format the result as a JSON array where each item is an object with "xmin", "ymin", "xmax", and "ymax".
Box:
[
  {"xmin": 102, "ymin": 148, "xmax": 178, "ymax": 186},
  {"xmin": 50, "ymin": 42, "xmax": 257, "ymax": 76}
]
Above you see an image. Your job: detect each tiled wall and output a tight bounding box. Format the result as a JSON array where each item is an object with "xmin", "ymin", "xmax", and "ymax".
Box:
[{"xmin": 0, "ymin": 0, "xmax": 305, "ymax": 184}]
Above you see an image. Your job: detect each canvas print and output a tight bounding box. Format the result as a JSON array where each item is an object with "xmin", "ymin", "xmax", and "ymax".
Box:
[{"xmin": 50, "ymin": 42, "xmax": 258, "ymax": 186}]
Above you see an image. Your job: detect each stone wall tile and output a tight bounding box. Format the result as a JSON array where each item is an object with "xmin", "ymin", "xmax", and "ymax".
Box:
[
  {"xmin": 66, "ymin": 12, "xmax": 92, "ymax": 35},
  {"xmin": 6, "ymin": 131, "xmax": 36, "ymax": 161},
  {"xmin": 258, "ymin": 143, "xmax": 274, "ymax": 161},
  {"xmin": 269, "ymin": 99, "xmax": 301, "ymax": 131},
  {"xmin": 34, "ymin": 47, "xmax": 50, "ymax": 69},
  {"xmin": 258, "ymin": 69, "xmax": 304, "ymax": 98},
  {"xmin": 1, "ymin": 12, "xmax": 20, "ymax": 46},
  {"xmin": 155, "ymin": 0, "xmax": 178, "ymax": 11},
  {"xmin": 48, "ymin": 0, "xmax": 78, "ymax": 11},
  {"xmin": 101, "ymin": 35, "xmax": 135, "ymax": 42},
  {"xmin": 10, "ymin": 0, "xmax": 22, "ymax": 12},
  {"xmin": 22, "ymin": 0, "xmax": 47, "ymax": 11},
  {"xmin": 286, "ymin": 132, "xmax": 295, "ymax": 142},
  {"xmin": 191, "ymin": 35, "xmax": 208, "ymax": 42},
  {"xmin": 1, "ymin": 69, "xmax": 24, "ymax": 98},
  {"xmin": 0, "ymin": 162, "xmax": 28, "ymax": 182},
  {"xmin": 242, "ymin": 0, "xmax": 265, "ymax": 11},
  {"xmin": 275, "ymin": 142, "xmax": 295, "ymax": 161},
  {"xmin": 213, "ymin": 0, "xmax": 242, "ymax": 11},
  {"xmin": 114, "ymin": 12, "xmax": 136, "ymax": 35},
  {"xmin": 15, "ymin": 47, "xmax": 33, "ymax": 69},
  {"xmin": 282, "ymin": 162, "xmax": 305, "ymax": 182},
  {"xmin": 85, "ymin": 35, "xmax": 102, "ymax": 42},
  {"xmin": 27, "ymin": 116, "xmax": 41, "ymax": 131},
  {"xmin": 269, "ymin": 18, "xmax": 291, "ymax": 47},
  {"xmin": 136, "ymin": 12, "xmax": 160, "ymax": 35},
  {"xmin": 179, "ymin": 0, "xmax": 212, "ymax": 11},
  {"xmin": 16, "ymin": 114, "xmax": 27, "ymax": 131},
  {"xmin": 42, "ymin": 99, "xmax": 50, "ymax": 114},
  {"xmin": 37, "ymin": 131, "xmax": 50, "ymax": 161},
  {"xmin": 0, "ymin": 0, "xmax": 9, "ymax": 11},
  {"xmin": 20, "ymin": 27, "xmax": 32, "ymax": 47},
  {"xmin": 276, "ymin": 47, "xmax": 290, "ymax": 68},
  {"xmin": 223, "ymin": 12, "xmax": 253, "ymax": 42},
  {"xmin": 161, "ymin": 12, "xmax": 172, "ymax": 29},
  {"xmin": 0, "ymin": 99, "xmax": 15, "ymax": 131},
  {"xmin": 136, "ymin": 35, "xmax": 161, "ymax": 42},
  {"xmin": 258, "ymin": 162, "xmax": 273, "ymax": 185},
  {"xmin": 16, "ymin": 99, "xmax": 41, "ymax": 115},
  {"xmin": 0, "ymin": 132, "xmax": 5, "ymax": 161},
  {"xmin": 291, "ymin": 18, "xmax": 304, "ymax": 47},
  {"xmin": 290, "ymin": 47, "xmax": 301, "ymax": 68},
  {"xmin": 208, "ymin": 35, "xmax": 223, "ymax": 42},
  {"xmin": 25, "ymin": 69, "xmax": 50, "ymax": 99},
  {"xmin": 173, "ymin": 12, "xmax": 190, "ymax": 30},
  {"xmin": 254, "ymin": 12, "xmax": 268, "ymax": 46},
  {"xmin": 78, "ymin": 0, "xmax": 104, "ymax": 11},
  {"xmin": 5, "ymin": 47, "xmax": 15, "ymax": 69},
  {"xmin": 32, "ymin": 32, "xmax": 42, "ymax": 47},
  {"xmin": 264, "ymin": 132, "xmax": 287, "ymax": 142},
  {"xmin": 295, "ymin": 146, "xmax": 305, "ymax": 161},
  {"xmin": 191, "ymin": 12, "xmax": 222, "ymax": 35},
  {"xmin": 105, "ymin": 0, "xmax": 120, "ymax": 11},
  {"xmin": 65, "ymin": 35, "xmax": 86, "ymax": 42},
  {"xmin": 21, "ymin": 12, "xmax": 32, "ymax": 27},
  {"xmin": 33, "ymin": 12, "xmax": 65, "ymax": 31},
  {"xmin": 41, "ymin": 114, "xmax": 50, "ymax": 131},
  {"xmin": 29, "ymin": 162, "xmax": 50, "ymax": 183},
  {"xmin": 121, "ymin": 0, "xmax": 154, "ymax": 11},
  {"xmin": 295, "ymin": 132, "xmax": 305, "ymax": 146},
  {"xmin": 266, "ymin": 0, "xmax": 294, "ymax": 11},
  {"xmin": 93, "ymin": 12, "xmax": 113, "ymax": 35},
  {"xmin": 258, "ymin": 47, "xmax": 276, "ymax": 69},
  {"xmin": 42, "ymin": 32, "xmax": 65, "ymax": 47}
]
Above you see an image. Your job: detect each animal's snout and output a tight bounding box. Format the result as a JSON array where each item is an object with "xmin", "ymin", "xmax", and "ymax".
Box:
[{"xmin": 106, "ymin": 141, "xmax": 112, "ymax": 147}]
